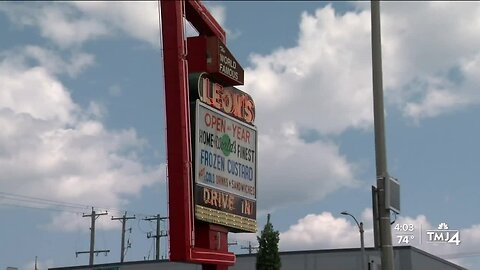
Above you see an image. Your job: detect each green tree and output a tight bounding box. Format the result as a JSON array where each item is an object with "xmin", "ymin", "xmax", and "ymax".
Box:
[{"xmin": 256, "ymin": 214, "xmax": 281, "ymax": 270}]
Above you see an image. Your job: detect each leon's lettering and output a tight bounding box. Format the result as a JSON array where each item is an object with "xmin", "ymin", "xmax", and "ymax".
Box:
[{"xmin": 197, "ymin": 75, "xmax": 255, "ymax": 125}]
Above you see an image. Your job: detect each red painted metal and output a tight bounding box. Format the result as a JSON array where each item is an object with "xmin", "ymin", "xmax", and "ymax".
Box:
[
  {"xmin": 161, "ymin": 0, "xmax": 236, "ymax": 268},
  {"xmin": 185, "ymin": 0, "xmax": 226, "ymax": 43},
  {"xmin": 160, "ymin": 0, "xmax": 193, "ymax": 262}
]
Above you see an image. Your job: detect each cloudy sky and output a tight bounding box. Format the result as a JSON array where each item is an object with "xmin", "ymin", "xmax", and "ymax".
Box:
[{"xmin": 1, "ymin": 1, "xmax": 480, "ymax": 269}]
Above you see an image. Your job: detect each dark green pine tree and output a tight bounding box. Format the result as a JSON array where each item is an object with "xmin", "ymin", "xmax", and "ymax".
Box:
[{"xmin": 256, "ymin": 214, "xmax": 281, "ymax": 270}]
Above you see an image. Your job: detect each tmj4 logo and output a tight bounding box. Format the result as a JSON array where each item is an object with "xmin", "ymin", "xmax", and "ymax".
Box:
[{"xmin": 426, "ymin": 223, "xmax": 461, "ymax": 246}]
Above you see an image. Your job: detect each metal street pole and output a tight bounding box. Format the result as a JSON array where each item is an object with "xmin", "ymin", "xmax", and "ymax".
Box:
[
  {"xmin": 341, "ymin": 212, "xmax": 367, "ymax": 270},
  {"xmin": 359, "ymin": 222, "xmax": 367, "ymax": 270},
  {"xmin": 370, "ymin": 1, "xmax": 394, "ymax": 270}
]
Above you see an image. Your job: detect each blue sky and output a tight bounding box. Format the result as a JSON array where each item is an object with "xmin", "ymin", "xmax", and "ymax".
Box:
[{"xmin": 1, "ymin": 1, "xmax": 479, "ymax": 269}]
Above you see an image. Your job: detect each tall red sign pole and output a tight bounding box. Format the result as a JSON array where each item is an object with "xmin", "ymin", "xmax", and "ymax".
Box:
[
  {"xmin": 160, "ymin": 0, "xmax": 192, "ymax": 262},
  {"xmin": 160, "ymin": 1, "xmax": 234, "ymax": 269}
]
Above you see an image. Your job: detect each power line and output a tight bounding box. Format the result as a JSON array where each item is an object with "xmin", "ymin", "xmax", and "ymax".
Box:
[
  {"xmin": 0, "ymin": 191, "xmax": 91, "ymax": 210},
  {"xmin": 0, "ymin": 201, "xmax": 85, "ymax": 214},
  {"xmin": 0, "ymin": 191, "xmax": 157, "ymax": 218}
]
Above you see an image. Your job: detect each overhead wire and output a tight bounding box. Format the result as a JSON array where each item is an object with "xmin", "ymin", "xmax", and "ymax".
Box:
[
  {"xmin": 0, "ymin": 191, "xmax": 91, "ymax": 210},
  {"xmin": 0, "ymin": 201, "xmax": 84, "ymax": 214},
  {"xmin": 0, "ymin": 190, "xmax": 158, "ymax": 218}
]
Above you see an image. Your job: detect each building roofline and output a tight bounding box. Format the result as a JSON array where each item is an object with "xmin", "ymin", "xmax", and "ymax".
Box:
[{"xmin": 49, "ymin": 246, "xmax": 466, "ymax": 270}]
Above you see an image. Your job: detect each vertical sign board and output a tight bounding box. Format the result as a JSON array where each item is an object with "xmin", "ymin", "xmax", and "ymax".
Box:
[{"xmin": 194, "ymin": 101, "xmax": 257, "ymax": 233}]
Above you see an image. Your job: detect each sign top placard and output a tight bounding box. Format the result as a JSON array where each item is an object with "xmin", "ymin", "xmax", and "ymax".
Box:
[{"xmin": 187, "ymin": 36, "xmax": 244, "ymax": 86}]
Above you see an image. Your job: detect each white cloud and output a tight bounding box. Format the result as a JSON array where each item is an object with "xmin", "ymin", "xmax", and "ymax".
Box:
[
  {"xmin": 37, "ymin": 5, "xmax": 110, "ymax": 49},
  {"xmin": 244, "ymin": 4, "xmax": 373, "ymax": 136},
  {"xmin": 0, "ymin": 2, "xmax": 110, "ymax": 49},
  {"xmin": 0, "ymin": 47, "xmax": 164, "ymax": 231},
  {"xmin": 244, "ymin": 2, "xmax": 480, "ymax": 134},
  {"xmin": 0, "ymin": 2, "xmax": 159, "ymax": 48},
  {"xmin": 257, "ymin": 124, "xmax": 359, "ymax": 211},
  {"xmin": 20, "ymin": 45, "xmax": 95, "ymax": 78},
  {"xmin": 404, "ymin": 87, "xmax": 469, "ymax": 121},
  {"xmin": 238, "ymin": 2, "xmax": 480, "ymax": 213},
  {"xmin": 280, "ymin": 212, "xmax": 360, "ymax": 250},
  {"xmin": 0, "ymin": 57, "xmax": 78, "ymax": 124},
  {"xmin": 204, "ymin": 3, "xmax": 241, "ymax": 40},
  {"xmin": 45, "ymin": 210, "xmax": 119, "ymax": 232},
  {"xmin": 377, "ymin": 2, "xmax": 480, "ymax": 120},
  {"xmin": 242, "ymin": 5, "xmax": 370, "ymax": 211},
  {"xmin": 71, "ymin": 1, "xmax": 159, "ymax": 46},
  {"xmin": 207, "ymin": 4, "xmax": 226, "ymax": 28}
]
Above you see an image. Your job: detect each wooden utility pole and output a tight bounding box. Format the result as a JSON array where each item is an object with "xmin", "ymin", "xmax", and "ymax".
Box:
[
  {"xmin": 144, "ymin": 215, "xmax": 168, "ymax": 260},
  {"xmin": 240, "ymin": 241, "xmax": 258, "ymax": 254},
  {"xmin": 112, "ymin": 212, "xmax": 135, "ymax": 262},
  {"xmin": 76, "ymin": 207, "xmax": 110, "ymax": 265}
]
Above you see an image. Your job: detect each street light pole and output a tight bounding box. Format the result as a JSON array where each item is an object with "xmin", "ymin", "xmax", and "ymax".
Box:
[
  {"xmin": 370, "ymin": 1, "xmax": 394, "ymax": 269},
  {"xmin": 359, "ymin": 222, "xmax": 366, "ymax": 270},
  {"xmin": 341, "ymin": 212, "xmax": 367, "ymax": 270}
]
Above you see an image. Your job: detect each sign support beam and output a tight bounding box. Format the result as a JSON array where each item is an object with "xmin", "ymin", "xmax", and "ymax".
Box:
[{"xmin": 160, "ymin": 0, "xmax": 193, "ymax": 262}]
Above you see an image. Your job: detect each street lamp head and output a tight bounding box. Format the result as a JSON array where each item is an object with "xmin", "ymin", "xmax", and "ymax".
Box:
[{"xmin": 340, "ymin": 211, "xmax": 360, "ymax": 228}]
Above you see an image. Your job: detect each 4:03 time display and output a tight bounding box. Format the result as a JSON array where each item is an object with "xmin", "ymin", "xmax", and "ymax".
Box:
[{"xmin": 394, "ymin": 223, "xmax": 415, "ymax": 232}]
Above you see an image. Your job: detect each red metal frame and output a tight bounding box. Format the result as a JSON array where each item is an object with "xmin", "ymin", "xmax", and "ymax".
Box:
[
  {"xmin": 160, "ymin": 0, "xmax": 192, "ymax": 262},
  {"xmin": 185, "ymin": 0, "xmax": 226, "ymax": 43},
  {"xmin": 160, "ymin": 0, "xmax": 234, "ymax": 268}
]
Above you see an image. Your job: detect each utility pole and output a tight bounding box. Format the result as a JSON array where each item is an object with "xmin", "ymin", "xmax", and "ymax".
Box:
[
  {"xmin": 371, "ymin": 1, "xmax": 394, "ymax": 270},
  {"xmin": 240, "ymin": 241, "xmax": 258, "ymax": 254},
  {"xmin": 112, "ymin": 211, "xmax": 136, "ymax": 263},
  {"xmin": 76, "ymin": 207, "xmax": 110, "ymax": 265},
  {"xmin": 144, "ymin": 215, "xmax": 168, "ymax": 260}
]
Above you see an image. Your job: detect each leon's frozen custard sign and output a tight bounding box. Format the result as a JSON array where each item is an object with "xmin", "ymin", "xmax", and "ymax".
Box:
[{"xmin": 188, "ymin": 35, "xmax": 256, "ymax": 233}]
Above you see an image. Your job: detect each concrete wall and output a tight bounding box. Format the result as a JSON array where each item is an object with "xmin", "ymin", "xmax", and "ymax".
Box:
[{"xmin": 410, "ymin": 249, "xmax": 466, "ymax": 270}]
